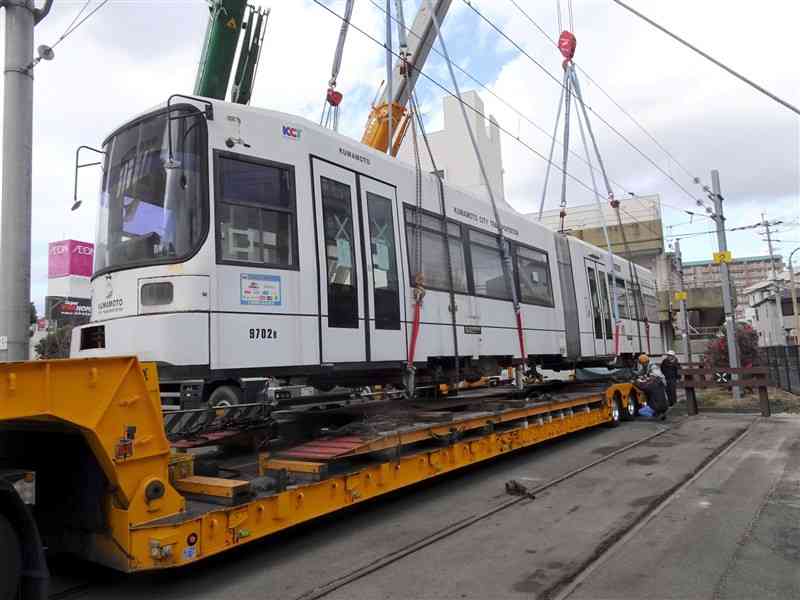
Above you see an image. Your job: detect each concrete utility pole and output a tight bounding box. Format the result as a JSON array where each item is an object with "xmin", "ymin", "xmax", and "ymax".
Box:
[
  {"xmin": 760, "ymin": 213, "xmax": 785, "ymax": 344},
  {"xmin": 0, "ymin": 0, "xmax": 52, "ymax": 362},
  {"xmin": 710, "ymin": 170, "xmax": 741, "ymax": 399},
  {"xmin": 674, "ymin": 239, "xmax": 692, "ymax": 363},
  {"xmin": 788, "ymin": 247, "xmax": 800, "ymax": 345}
]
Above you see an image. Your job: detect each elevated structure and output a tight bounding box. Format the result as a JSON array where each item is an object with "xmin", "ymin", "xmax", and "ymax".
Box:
[
  {"xmin": 745, "ymin": 274, "xmax": 799, "ymax": 345},
  {"xmin": 397, "ymin": 90, "xmax": 505, "ymax": 203},
  {"xmin": 535, "ymin": 196, "xmax": 664, "ymax": 270}
]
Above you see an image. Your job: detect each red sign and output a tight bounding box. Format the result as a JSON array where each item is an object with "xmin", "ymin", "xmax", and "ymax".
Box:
[{"xmin": 48, "ymin": 240, "xmax": 94, "ymax": 278}]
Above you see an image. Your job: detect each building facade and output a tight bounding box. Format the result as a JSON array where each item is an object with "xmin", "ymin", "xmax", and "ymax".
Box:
[
  {"xmin": 31, "ymin": 239, "xmax": 94, "ymax": 358},
  {"xmin": 745, "ymin": 275, "xmax": 799, "ymax": 346},
  {"xmin": 682, "ymin": 255, "xmax": 783, "ymax": 291},
  {"xmin": 398, "ymin": 90, "xmax": 505, "ymax": 204},
  {"xmin": 535, "ymin": 196, "xmax": 665, "ymax": 271}
]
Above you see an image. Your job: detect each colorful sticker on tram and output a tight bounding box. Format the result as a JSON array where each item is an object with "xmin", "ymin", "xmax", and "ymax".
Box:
[
  {"xmin": 282, "ymin": 125, "xmax": 302, "ymax": 141},
  {"xmin": 241, "ymin": 273, "xmax": 282, "ymax": 306}
]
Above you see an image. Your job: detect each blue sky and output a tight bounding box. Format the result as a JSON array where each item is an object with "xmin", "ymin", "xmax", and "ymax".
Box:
[{"xmin": 0, "ymin": 0, "xmax": 798, "ymax": 310}]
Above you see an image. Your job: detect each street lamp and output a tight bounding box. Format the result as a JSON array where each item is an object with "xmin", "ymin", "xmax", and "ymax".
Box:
[{"xmin": 788, "ymin": 248, "xmax": 800, "ymax": 345}]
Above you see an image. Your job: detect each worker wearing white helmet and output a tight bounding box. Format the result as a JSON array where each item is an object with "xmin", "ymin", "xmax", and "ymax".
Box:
[{"xmin": 661, "ymin": 350, "xmax": 682, "ymax": 406}]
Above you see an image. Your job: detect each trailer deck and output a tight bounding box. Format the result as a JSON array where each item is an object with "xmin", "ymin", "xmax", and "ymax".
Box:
[{"xmin": 0, "ymin": 357, "xmax": 639, "ymax": 595}]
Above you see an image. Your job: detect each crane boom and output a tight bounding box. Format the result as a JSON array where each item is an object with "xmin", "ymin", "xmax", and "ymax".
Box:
[
  {"xmin": 194, "ymin": 0, "xmax": 248, "ymax": 100},
  {"xmin": 194, "ymin": 1, "xmax": 269, "ymax": 105},
  {"xmin": 361, "ymin": 0, "xmax": 452, "ymax": 154}
]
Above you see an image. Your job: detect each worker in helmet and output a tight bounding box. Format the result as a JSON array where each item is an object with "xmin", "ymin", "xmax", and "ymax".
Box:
[
  {"xmin": 660, "ymin": 351, "xmax": 682, "ymax": 406},
  {"xmin": 634, "ymin": 354, "xmax": 668, "ymax": 418}
]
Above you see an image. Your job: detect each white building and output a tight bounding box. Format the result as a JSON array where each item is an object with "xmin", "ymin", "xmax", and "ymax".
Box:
[
  {"xmin": 398, "ymin": 90, "xmax": 505, "ymax": 203},
  {"xmin": 745, "ymin": 273, "xmax": 800, "ymax": 346}
]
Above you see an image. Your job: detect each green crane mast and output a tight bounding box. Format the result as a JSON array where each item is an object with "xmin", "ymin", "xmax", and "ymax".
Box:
[{"xmin": 194, "ymin": 1, "xmax": 269, "ymax": 104}]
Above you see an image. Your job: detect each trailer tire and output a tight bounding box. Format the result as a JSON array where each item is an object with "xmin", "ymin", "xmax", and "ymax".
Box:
[
  {"xmin": 626, "ymin": 391, "xmax": 639, "ymax": 418},
  {"xmin": 0, "ymin": 513, "xmax": 22, "ymax": 600},
  {"xmin": 207, "ymin": 385, "xmax": 242, "ymax": 408},
  {"xmin": 607, "ymin": 395, "xmax": 622, "ymax": 427}
]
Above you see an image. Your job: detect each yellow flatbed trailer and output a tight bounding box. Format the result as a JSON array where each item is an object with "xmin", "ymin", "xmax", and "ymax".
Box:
[{"xmin": 0, "ymin": 357, "xmax": 639, "ymax": 599}]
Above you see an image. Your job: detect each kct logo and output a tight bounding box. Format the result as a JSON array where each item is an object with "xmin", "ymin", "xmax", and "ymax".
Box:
[{"xmin": 282, "ymin": 125, "xmax": 301, "ymax": 141}]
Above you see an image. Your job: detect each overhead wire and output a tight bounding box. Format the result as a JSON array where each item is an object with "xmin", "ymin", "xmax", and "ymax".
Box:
[
  {"xmin": 310, "ymin": 0, "xmax": 602, "ymax": 198},
  {"xmin": 316, "ymin": 0, "xmax": 698, "ymax": 248},
  {"xmin": 50, "ymin": 0, "xmax": 112, "ymax": 50},
  {"xmin": 610, "ymin": 0, "xmax": 800, "ymax": 118},
  {"xmin": 366, "ymin": 0, "xmax": 633, "ymax": 198},
  {"xmin": 461, "ymin": 0, "xmax": 706, "ymax": 208},
  {"xmin": 57, "ymin": 0, "xmax": 92, "ymax": 44},
  {"xmin": 507, "ymin": 0, "xmax": 705, "ymax": 189}
]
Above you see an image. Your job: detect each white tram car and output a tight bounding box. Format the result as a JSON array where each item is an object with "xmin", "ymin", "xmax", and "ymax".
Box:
[{"xmin": 71, "ymin": 97, "xmax": 664, "ymax": 405}]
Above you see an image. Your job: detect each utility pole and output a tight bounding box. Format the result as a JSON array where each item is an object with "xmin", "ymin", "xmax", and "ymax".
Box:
[
  {"xmin": 0, "ymin": 0, "xmax": 52, "ymax": 362},
  {"xmin": 674, "ymin": 239, "xmax": 692, "ymax": 363},
  {"xmin": 710, "ymin": 170, "xmax": 741, "ymax": 399},
  {"xmin": 788, "ymin": 247, "xmax": 800, "ymax": 346},
  {"xmin": 761, "ymin": 212, "xmax": 785, "ymax": 345}
]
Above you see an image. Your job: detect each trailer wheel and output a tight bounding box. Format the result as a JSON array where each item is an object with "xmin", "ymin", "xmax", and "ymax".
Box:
[
  {"xmin": 607, "ymin": 395, "xmax": 622, "ymax": 427},
  {"xmin": 625, "ymin": 392, "xmax": 639, "ymax": 420},
  {"xmin": 207, "ymin": 385, "xmax": 242, "ymax": 408},
  {"xmin": 0, "ymin": 513, "xmax": 22, "ymax": 600},
  {"xmin": 616, "ymin": 391, "xmax": 631, "ymax": 421}
]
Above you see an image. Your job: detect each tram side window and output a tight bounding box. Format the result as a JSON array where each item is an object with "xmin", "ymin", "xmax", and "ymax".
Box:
[
  {"xmin": 322, "ymin": 177, "xmax": 358, "ymax": 328},
  {"xmin": 615, "ymin": 278, "xmax": 630, "ymax": 319},
  {"xmin": 470, "ymin": 230, "xmax": 512, "ymax": 300},
  {"xmin": 643, "ymin": 293, "xmax": 659, "ymax": 323},
  {"xmin": 515, "ymin": 246, "xmax": 553, "ymax": 306},
  {"xmin": 367, "ymin": 192, "xmax": 400, "ymax": 330},
  {"xmin": 405, "ymin": 208, "xmax": 468, "ymax": 293},
  {"xmin": 217, "ymin": 155, "xmax": 297, "ymax": 268}
]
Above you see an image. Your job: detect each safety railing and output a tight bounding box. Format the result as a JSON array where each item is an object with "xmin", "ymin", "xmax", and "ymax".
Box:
[{"xmin": 677, "ymin": 366, "xmax": 771, "ymax": 417}]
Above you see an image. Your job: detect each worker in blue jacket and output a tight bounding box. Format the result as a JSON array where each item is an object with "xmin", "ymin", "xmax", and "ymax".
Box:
[{"xmin": 634, "ymin": 354, "xmax": 668, "ymax": 418}]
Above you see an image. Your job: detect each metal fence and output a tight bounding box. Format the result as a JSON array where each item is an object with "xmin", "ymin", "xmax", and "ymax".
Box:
[{"xmin": 757, "ymin": 346, "xmax": 800, "ymax": 394}]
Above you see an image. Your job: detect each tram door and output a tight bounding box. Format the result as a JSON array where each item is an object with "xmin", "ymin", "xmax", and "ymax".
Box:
[
  {"xmin": 312, "ymin": 160, "xmax": 366, "ymax": 363},
  {"xmin": 358, "ymin": 176, "xmax": 406, "ymax": 362},
  {"xmin": 586, "ymin": 264, "xmax": 614, "ymax": 355},
  {"xmin": 312, "ymin": 159, "xmax": 405, "ymax": 364}
]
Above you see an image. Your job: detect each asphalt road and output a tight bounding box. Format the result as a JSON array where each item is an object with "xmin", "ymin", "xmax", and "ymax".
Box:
[{"xmin": 50, "ymin": 412, "xmax": 800, "ymax": 600}]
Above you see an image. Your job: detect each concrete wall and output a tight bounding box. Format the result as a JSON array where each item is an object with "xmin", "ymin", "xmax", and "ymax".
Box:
[{"xmin": 398, "ymin": 90, "xmax": 505, "ymax": 203}]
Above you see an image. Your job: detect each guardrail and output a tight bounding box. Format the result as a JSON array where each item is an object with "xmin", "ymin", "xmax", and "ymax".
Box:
[{"xmin": 677, "ymin": 366, "xmax": 771, "ymax": 417}]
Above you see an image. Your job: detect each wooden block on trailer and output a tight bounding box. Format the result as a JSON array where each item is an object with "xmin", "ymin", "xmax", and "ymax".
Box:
[
  {"xmin": 262, "ymin": 457, "xmax": 329, "ymax": 481},
  {"xmin": 174, "ymin": 475, "xmax": 252, "ymax": 505}
]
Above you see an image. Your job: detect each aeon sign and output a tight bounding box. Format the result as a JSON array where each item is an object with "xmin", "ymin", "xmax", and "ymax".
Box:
[{"xmin": 48, "ymin": 239, "xmax": 94, "ymax": 278}]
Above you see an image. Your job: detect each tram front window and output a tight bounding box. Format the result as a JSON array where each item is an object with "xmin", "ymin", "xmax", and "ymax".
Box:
[{"xmin": 95, "ymin": 106, "xmax": 207, "ymax": 274}]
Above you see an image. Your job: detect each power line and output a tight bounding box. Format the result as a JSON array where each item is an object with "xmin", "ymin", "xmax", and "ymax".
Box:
[
  {"xmin": 507, "ymin": 0, "xmax": 706, "ymax": 190},
  {"xmin": 610, "ymin": 0, "xmax": 800, "ymax": 117},
  {"xmin": 311, "ymin": 0, "xmax": 602, "ymax": 198},
  {"xmin": 50, "ymin": 0, "xmax": 111, "ymax": 50},
  {"xmin": 57, "ymin": 0, "xmax": 92, "ymax": 45},
  {"xmin": 461, "ymin": 0, "xmax": 706, "ymax": 207},
  {"xmin": 368, "ymin": 0, "xmax": 634, "ymax": 197},
  {"xmin": 323, "ymin": 0, "xmax": 673, "ymax": 244}
]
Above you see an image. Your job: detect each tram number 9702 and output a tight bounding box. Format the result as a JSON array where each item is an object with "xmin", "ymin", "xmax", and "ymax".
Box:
[{"xmin": 249, "ymin": 328, "xmax": 278, "ymax": 340}]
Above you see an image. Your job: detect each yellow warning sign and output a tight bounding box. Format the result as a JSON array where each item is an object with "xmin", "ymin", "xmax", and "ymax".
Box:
[
  {"xmin": 226, "ymin": 17, "xmax": 238, "ymax": 30},
  {"xmin": 713, "ymin": 250, "xmax": 732, "ymax": 264},
  {"xmin": 674, "ymin": 291, "xmax": 688, "ymax": 302}
]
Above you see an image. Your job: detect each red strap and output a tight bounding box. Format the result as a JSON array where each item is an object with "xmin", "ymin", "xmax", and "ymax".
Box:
[
  {"xmin": 407, "ymin": 301, "xmax": 423, "ymax": 367},
  {"xmin": 515, "ymin": 310, "xmax": 526, "ymax": 362},
  {"xmin": 613, "ymin": 321, "xmax": 621, "ymax": 355}
]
